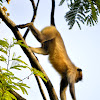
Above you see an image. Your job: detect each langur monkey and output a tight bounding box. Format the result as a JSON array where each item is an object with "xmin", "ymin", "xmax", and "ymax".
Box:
[{"xmin": 17, "ymin": 22, "xmax": 82, "ymax": 100}]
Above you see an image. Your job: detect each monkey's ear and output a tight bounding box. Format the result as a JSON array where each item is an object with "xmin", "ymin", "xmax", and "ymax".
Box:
[{"xmin": 77, "ymin": 68, "xmax": 82, "ymax": 72}]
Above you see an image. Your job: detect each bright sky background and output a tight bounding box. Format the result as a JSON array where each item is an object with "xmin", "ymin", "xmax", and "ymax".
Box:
[{"xmin": 0, "ymin": 0, "xmax": 100, "ymax": 100}]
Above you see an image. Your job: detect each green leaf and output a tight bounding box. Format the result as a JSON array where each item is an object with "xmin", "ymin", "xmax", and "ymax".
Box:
[
  {"xmin": 10, "ymin": 85, "xmax": 19, "ymax": 90},
  {"xmin": 0, "ymin": 39, "xmax": 9, "ymax": 48},
  {"xmin": 59, "ymin": 0, "xmax": 65, "ymax": 6},
  {"xmin": 96, "ymin": 0, "xmax": 100, "ymax": 13},
  {"xmin": 0, "ymin": 55, "xmax": 6, "ymax": 62},
  {"xmin": 17, "ymin": 56, "xmax": 21, "ymax": 58},
  {"xmin": 18, "ymin": 85, "xmax": 28, "ymax": 95},
  {"xmin": 33, "ymin": 68, "xmax": 47, "ymax": 82},
  {"xmin": 76, "ymin": 20, "xmax": 81, "ymax": 30},
  {"xmin": 18, "ymin": 83, "xmax": 30, "ymax": 88},
  {"xmin": 10, "ymin": 64, "xmax": 27, "ymax": 70},
  {"xmin": 90, "ymin": 17, "xmax": 95, "ymax": 26},
  {"xmin": 18, "ymin": 43, "xmax": 28, "ymax": 48},
  {"xmin": 14, "ymin": 40, "xmax": 28, "ymax": 48},
  {"xmin": 12, "ymin": 52, "xmax": 15, "ymax": 58},
  {"xmin": 77, "ymin": 14, "xmax": 85, "ymax": 21},
  {"xmin": 10, "ymin": 67, "xmax": 21, "ymax": 70},
  {"xmin": 77, "ymin": 17, "xmax": 84, "ymax": 24},
  {"xmin": 11, "ymin": 76, "xmax": 21, "ymax": 81},
  {"xmin": 12, "ymin": 37, "xmax": 17, "ymax": 41},
  {"xmin": 12, "ymin": 58, "xmax": 28, "ymax": 65},
  {"xmin": 91, "ymin": 4, "xmax": 97, "ymax": 21},
  {"xmin": 0, "ymin": 48, "xmax": 7, "ymax": 54}
]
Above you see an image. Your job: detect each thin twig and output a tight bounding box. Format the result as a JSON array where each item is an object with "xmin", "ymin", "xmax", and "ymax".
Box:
[
  {"xmin": 7, "ymin": 45, "xmax": 11, "ymax": 71},
  {"xmin": 18, "ymin": 72, "xmax": 33, "ymax": 83}
]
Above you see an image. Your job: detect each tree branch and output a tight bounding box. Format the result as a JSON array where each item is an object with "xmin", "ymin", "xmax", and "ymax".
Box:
[
  {"xmin": 0, "ymin": 6, "xmax": 58, "ymax": 100},
  {"xmin": 23, "ymin": 1, "xmax": 47, "ymax": 99},
  {"xmin": 35, "ymin": 76, "xmax": 47, "ymax": 100},
  {"xmin": 23, "ymin": 0, "xmax": 40, "ymax": 39},
  {"xmin": 9, "ymin": 90, "xmax": 26, "ymax": 100}
]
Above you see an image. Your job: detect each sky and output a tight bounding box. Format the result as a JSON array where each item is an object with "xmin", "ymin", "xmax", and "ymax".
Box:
[{"xmin": 0, "ymin": 0, "xmax": 100, "ymax": 100}]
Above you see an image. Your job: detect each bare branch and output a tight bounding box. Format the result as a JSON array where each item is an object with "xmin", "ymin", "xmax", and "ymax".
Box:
[
  {"xmin": 0, "ymin": 6, "xmax": 58, "ymax": 100},
  {"xmin": 9, "ymin": 90, "xmax": 26, "ymax": 100},
  {"xmin": 23, "ymin": 0, "xmax": 40, "ymax": 39},
  {"xmin": 35, "ymin": 76, "xmax": 47, "ymax": 100}
]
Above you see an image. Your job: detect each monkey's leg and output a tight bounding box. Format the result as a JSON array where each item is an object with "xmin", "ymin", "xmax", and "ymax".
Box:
[
  {"xmin": 17, "ymin": 23, "xmax": 43, "ymax": 42},
  {"xmin": 29, "ymin": 47, "xmax": 48, "ymax": 55},
  {"xmin": 60, "ymin": 77, "xmax": 68, "ymax": 100},
  {"xmin": 69, "ymin": 83, "xmax": 76, "ymax": 100}
]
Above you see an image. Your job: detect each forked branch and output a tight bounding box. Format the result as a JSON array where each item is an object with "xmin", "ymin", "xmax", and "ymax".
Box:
[{"xmin": 23, "ymin": 0, "xmax": 40, "ymax": 39}]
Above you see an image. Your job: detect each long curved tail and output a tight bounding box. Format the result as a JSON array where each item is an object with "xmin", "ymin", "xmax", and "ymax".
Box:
[{"xmin": 51, "ymin": 0, "xmax": 55, "ymax": 26}]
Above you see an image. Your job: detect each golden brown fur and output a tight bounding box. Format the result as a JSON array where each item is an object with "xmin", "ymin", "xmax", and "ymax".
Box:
[{"xmin": 17, "ymin": 23, "xmax": 82, "ymax": 100}]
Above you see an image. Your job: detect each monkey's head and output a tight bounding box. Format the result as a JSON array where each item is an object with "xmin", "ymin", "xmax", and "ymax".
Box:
[{"xmin": 75, "ymin": 68, "xmax": 83, "ymax": 83}]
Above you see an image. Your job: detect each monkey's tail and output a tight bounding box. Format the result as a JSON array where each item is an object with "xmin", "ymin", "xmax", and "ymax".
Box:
[{"xmin": 51, "ymin": 0, "xmax": 55, "ymax": 26}]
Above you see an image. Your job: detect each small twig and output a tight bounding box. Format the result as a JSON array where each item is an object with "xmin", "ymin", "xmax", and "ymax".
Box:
[
  {"xmin": 36, "ymin": 0, "xmax": 40, "ymax": 11},
  {"xmin": 18, "ymin": 72, "xmax": 33, "ymax": 83},
  {"xmin": 7, "ymin": 45, "xmax": 11, "ymax": 71}
]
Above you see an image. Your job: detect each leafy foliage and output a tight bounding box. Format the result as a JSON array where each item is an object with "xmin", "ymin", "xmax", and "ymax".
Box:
[
  {"xmin": 0, "ymin": 38, "xmax": 47, "ymax": 99},
  {"xmin": 59, "ymin": 0, "xmax": 100, "ymax": 29},
  {"xmin": 32, "ymin": 68, "xmax": 47, "ymax": 82}
]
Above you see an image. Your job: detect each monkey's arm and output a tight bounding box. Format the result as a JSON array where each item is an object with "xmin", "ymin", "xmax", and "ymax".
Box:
[
  {"xmin": 29, "ymin": 47, "xmax": 48, "ymax": 55},
  {"xmin": 69, "ymin": 83, "xmax": 76, "ymax": 100}
]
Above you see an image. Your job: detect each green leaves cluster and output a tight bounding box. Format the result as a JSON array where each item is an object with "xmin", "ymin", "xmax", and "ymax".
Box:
[
  {"xmin": 60, "ymin": 0, "xmax": 100, "ymax": 29},
  {"xmin": 32, "ymin": 68, "xmax": 47, "ymax": 82},
  {"xmin": 0, "ymin": 38, "xmax": 30, "ymax": 100},
  {"xmin": 0, "ymin": 38, "xmax": 47, "ymax": 100}
]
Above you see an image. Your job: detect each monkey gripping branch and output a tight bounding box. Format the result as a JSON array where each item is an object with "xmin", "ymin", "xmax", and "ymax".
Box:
[{"xmin": 0, "ymin": 6, "xmax": 58, "ymax": 100}]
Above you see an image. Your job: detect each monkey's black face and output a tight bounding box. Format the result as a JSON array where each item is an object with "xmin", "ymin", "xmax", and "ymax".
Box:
[
  {"xmin": 75, "ymin": 68, "xmax": 82, "ymax": 83},
  {"xmin": 76, "ymin": 76, "xmax": 82, "ymax": 83}
]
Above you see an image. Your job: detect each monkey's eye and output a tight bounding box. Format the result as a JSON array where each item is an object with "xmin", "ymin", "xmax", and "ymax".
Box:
[{"xmin": 77, "ymin": 68, "xmax": 82, "ymax": 72}]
